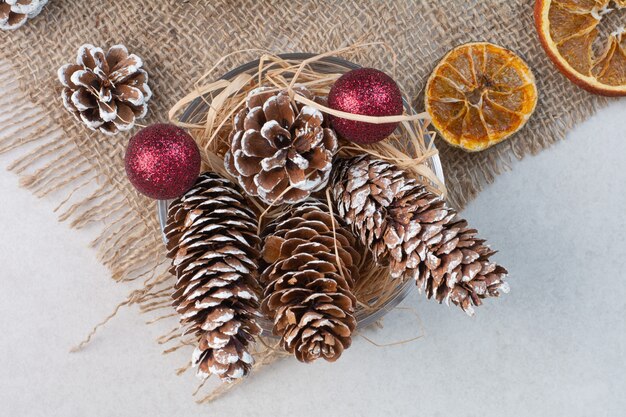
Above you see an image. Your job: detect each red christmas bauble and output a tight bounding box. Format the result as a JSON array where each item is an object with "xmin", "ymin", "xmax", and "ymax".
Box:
[
  {"xmin": 328, "ymin": 68, "xmax": 403, "ymax": 144},
  {"xmin": 125, "ymin": 123, "xmax": 201, "ymax": 200}
]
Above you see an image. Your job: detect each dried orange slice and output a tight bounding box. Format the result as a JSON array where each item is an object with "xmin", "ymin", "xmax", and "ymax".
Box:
[
  {"xmin": 535, "ymin": 0, "xmax": 626, "ymax": 96},
  {"xmin": 425, "ymin": 42, "xmax": 538, "ymax": 152}
]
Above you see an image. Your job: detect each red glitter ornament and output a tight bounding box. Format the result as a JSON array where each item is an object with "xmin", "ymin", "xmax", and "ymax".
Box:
[
  {"xmin": 125, "ymin": 123, "xmax": 201, "ymax": 200},
  {"xmin": 328, "ymin": 68, "xmax": 403, "ymax": 144}
]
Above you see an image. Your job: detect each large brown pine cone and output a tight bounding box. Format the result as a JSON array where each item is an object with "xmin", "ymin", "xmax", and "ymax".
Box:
[
  {"xmin": 332, "ymin": 155, "xmax": 509, "ymax": 316},
  {"xmin": 225, "ymin": 86, "xmax": 338, "ymax": 205},
  {"xmin": 58, "ymin": 44, "xmax": 151, "ymax": 135},
  {"xmin": 0, "ymin": 0, "xmax": 47, "ymax": 30},
  {"xmin": 165, "ymin": 172, "xmax": 262, "ymax": 382},
  {"xmin": 260, "ymin": 199, "xmax": 360, "ymax": 362}
]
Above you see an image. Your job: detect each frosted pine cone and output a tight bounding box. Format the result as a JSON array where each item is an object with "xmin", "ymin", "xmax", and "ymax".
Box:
[
  {"xmin": 415, "ymin": 218, "xmax": 509, "ymax": 316},
  {"xmin": 261, "ymin": 200, "xmax": 360, "ymax": 362},
  {"xmin": 0, "ymin": 0, "xmax": 47, "ymax": 30},
  {"xmin": 165, "ymin": 172, "xmax": 262, "ymax": 382},
  {"xmin": 225, "ymin": 86, "xmax": 338, "ymax": 205},
  {"xmin": 332, "ymin": 155, "xmax": 509, "ymax": 316},
  {"xmin": 58, "ymin": 44, "xmax": 151, "ymax": 135},
  {"xmin": 331, "ymin": 155, "xmax": 411, "ymax": 264}
]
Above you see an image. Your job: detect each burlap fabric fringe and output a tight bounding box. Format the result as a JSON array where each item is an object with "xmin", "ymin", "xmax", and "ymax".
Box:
[{"xmin": 0, "ymin": 0, "xmax": 610, "ymax": 402}]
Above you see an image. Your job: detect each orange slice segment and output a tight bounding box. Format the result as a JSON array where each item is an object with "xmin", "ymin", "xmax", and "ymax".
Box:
[
  {"xmin": 535, "ymin": 0, "xmax": 626, "ymax": 96},
  {"xmin": 425, "ymin": 42, "xmax": 538, "ymax": 152}
]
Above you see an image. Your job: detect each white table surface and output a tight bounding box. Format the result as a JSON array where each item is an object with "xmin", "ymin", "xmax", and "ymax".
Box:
[{"xmin": 1, "ymin": 100, "xmax": 625, "ymax": 417}]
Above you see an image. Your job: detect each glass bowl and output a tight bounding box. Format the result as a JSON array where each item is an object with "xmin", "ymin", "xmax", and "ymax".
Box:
[{"xmin": 157, "ymin": 53, "xmax": 445, "ymax": 335}]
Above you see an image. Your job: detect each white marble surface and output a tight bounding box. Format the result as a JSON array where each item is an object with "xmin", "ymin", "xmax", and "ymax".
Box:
[{"xmin": 1, "ymin": 101, "xmax": 625, "ymax": 417}]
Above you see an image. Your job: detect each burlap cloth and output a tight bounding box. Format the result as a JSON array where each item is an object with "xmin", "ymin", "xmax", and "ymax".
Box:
[{"xmin": 0, "ymin": 0, "xmax": 610, "ymax": 402}]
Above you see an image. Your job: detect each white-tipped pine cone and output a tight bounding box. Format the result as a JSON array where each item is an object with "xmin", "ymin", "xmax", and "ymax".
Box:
[
  {"xmin": 58, "ymin": 44, "xmax": 152, "ymax": 135},
  {"xmin": 165, "ymin": 172, "xmax": 262, "ymax": 382},
  {"xmin": 332, "ymin": 155, "xmax": 509, "ymax": 316},
  {"xmin": 0, "ymin": 0, "xmax": 47, "ymax": 30},
  {"xmin": 260, "ymin": 199, "xmax": 360, "ymax": 363},
  {"xmin": 225, "ymin": 86, "xmax": 338, "ymax": 205}
]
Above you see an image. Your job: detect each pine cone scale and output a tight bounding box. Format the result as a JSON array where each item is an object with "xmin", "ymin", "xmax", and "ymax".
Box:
[
  {"xmin": 0, "ymin": 0, "xmax": 47, "ymax": 30},
  {"xmin": 110, "ymin": 55, "xmax": 143, "ymax": 82},
  {"xmin": 241, "ymin": 131, "xmax": 275, "ymax": 158},
  {"xmin": 263, "ymin": 94, "xmax": 294, "ymax": 126}
]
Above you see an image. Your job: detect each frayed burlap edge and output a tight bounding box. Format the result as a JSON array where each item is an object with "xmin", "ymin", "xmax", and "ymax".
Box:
[{"xmin": 0, "ymin": 58, "xmax": 288, "ymax": 401}]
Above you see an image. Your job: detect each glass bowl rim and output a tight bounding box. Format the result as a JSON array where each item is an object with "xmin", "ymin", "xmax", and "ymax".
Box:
[{"xmin": 157, "ymin": 53, "xmax": 446, "ymax": 335}]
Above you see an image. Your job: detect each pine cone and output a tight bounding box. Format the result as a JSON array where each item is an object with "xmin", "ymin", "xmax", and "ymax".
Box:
[
  {"xmin": 260, "ymin": 199, "xmax": 360, "ymax": 362},
  {"xmin": 58, "ymin": 44, "xmax": 151, "ymax": 135},
  {"xmin": 165, "ymin": 172, "xmax": 262, "ymax": 382},
  {"xmin": 416, "ymin": 218, "xmax": 509, "ymax": 316},
  {"xmin": 224, "ymin": 86, "xmax": 338, "ymax": 205},
  {"xmin": 0, "ymin": 0, "xmax": 47, "ymax": 30},
  {"xmin": 332, "ymin": 156, "xmax": 509, "ymax": 316}
]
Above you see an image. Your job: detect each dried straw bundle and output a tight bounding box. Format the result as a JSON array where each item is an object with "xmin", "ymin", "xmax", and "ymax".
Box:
[
  {"xmin": 168, "ymin": 44, "xmax": 444, "ymax": 316},
  {"xmin": 166, "ymin": 44, "xmax": 445, "ymax": 401}
]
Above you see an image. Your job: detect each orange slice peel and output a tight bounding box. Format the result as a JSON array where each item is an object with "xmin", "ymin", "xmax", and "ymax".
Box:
[{"xmin": 535, "ymin": 0, "xmax": 626, "ymax": 96}]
